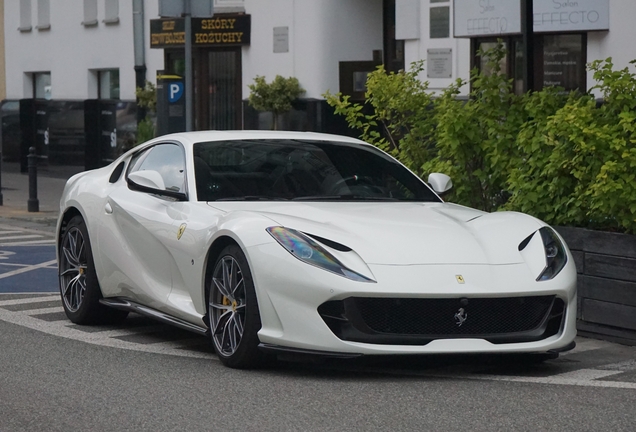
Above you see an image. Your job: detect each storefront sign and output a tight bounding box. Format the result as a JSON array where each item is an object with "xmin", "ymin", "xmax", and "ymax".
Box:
[
  {"xmin": 454, "ymin": 0, "xmax": 522, "ymax": 37},
  {"xmin": 427, "ymin": 49, "xmax": 453, "ymax": 78},
  {"xmin": 150, "ymin": 15, "xmax": 251, "ymax": 48},
  {"xmin": 454, "ymin": 0, "xmax": 609, "ymax": 37},
  {"xmin": 534, "ymin": 0, "xmax": 609, "ymax": 33}
]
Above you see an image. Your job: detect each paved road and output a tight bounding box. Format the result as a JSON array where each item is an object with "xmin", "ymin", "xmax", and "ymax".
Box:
[
  {"xmin": 2, "ymin": 293, "xmax": 636, "ymax": 431},
  {"xmin": 0, "ymin": 224, "xmax": 57, "ymax": 293}
]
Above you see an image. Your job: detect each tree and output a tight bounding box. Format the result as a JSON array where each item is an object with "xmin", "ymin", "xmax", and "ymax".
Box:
[{"xmin": 248, "ymin": 75, "xmax": 305, "ymax": 130}]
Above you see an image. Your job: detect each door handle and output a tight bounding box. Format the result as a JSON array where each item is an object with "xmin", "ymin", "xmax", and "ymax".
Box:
[{"xmin": 105, "ymin": 202, "xmax": 113, "ymax": 214}]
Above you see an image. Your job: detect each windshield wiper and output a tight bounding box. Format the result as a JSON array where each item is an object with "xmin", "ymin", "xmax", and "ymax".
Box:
[
  {"xmin": 215, "ymin": 196, "xmax": 288, "ymax": 201},
  {"xmin": 292, "ymin": 195, "xmax": 399, "ymax": 201}
]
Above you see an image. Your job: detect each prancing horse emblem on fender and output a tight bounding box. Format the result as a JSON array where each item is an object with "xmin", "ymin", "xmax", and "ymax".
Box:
[
  {"xmin": 177, "ymin": 223, "xmax": 187, "ymax": 240},
  {"xmin": 454, "ymin": 308, "xmax": 468, "ymax": 327},
  {"xmin": 456, "ymin": 275, "xmax": 465, "ymax": 284}
]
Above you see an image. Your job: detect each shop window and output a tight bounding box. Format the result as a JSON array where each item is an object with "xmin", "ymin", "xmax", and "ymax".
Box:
[
  {"xmin": 37, "ymin": 0, "xmax": 50, "ymax": 30},
  {"xmin": 98, "ymin": 69, "xmax": 120, "ymax": 100},
  {"xmin": 104, "ymin": 0, "xmax": 119, "ymax": 24},
  {"xmin": 472, "ymin": 34, "xmax": 586, "ymax": 94},
  {"xmin": 33, "ymin": 72, "xmax": 51, "ymax": 100},
  {"xmin": 537, "ymin": 34, "xmax": 586, "ymax": 93},
  {"xmin": 19, "ymin": 0, "xmax": 32, "ymax": 32},
  {"xmin": 83, "ymin": 0, "xmax": 98, "ymax": 26},
  {"xmin": 430, "ymin": 6, "xmax": 449, "ymax": 39}
]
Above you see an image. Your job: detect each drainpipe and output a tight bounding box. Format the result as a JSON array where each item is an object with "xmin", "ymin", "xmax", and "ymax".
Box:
[{"xmin": 133, "ymin": 0, "xmax": 147, "ymax": 123}]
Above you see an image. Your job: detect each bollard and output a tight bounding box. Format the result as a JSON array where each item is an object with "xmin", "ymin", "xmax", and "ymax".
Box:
[{"xmin": 27, "ymin": 146, "xmax": 39, "ymax": 212}]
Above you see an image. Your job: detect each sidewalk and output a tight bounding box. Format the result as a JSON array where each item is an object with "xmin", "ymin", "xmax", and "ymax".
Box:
[{"xmin": 0, "ymin": 162, "xmax": 71, "ymax": 229}]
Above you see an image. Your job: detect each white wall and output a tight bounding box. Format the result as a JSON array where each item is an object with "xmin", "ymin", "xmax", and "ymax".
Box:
[
  {"xmin": 242, "ymin": 0, "xmax": 383, "ymax": 99},
  {"xmin": 4, "ymin": 0, "xmax": 164, "ymax": 101},
  {"xmin": 587, "ymin": 0, "xmax": 636, "ymax": 96}
]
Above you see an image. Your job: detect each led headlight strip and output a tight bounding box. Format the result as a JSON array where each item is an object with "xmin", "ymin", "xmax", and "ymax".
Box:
[{"xmin": 267, "ymin": 226, "xmax": 374, "ymax": 282}]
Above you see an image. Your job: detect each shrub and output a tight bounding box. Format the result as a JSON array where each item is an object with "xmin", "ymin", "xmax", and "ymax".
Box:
[
  {"xmin": 248, "ymin": 75, "xmax": 305, "ymax": 130},
  {"xmin": 326, "ymin": 44, "xmax": 636, "ymax": 233},
  {"xmin": 135, "ymin": 81, "xmax": 157, "ymax": 145}
]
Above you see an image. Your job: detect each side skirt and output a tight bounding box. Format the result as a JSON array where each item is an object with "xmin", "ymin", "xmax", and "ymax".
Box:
[{"xmin": 100, "ymin": 298, "xmax": 209, "ymax": 336}]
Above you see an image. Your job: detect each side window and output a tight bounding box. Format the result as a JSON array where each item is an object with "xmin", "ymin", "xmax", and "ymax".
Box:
[{"xmin": 129, "ymin": 143, "xmax": 186, "ymax": 193}]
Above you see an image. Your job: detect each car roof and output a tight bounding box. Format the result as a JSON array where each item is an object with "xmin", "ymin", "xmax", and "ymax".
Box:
[{"xmin": 147, "ymin": 130, "xmax": 368, "ymax": 147}]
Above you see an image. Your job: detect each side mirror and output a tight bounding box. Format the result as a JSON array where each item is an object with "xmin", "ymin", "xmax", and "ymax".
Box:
[
  {"xmin": 427, "ymin": 173, "xmax": 453, "ymax": 195},
  {"xmin": 127, "ymin": 170, "xmax": 188, "ymax": 201},
  {"xmin": 128, "ymin": 170, "xmax": 166, "ymax": 190}
]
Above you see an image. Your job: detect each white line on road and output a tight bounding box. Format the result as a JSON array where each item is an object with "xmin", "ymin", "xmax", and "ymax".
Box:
[
  {"xmin": 0, "ymin": 295, "xmax": 58, "ymax": 306},
  {"xmin": 0, "ymin": 235, "xmax": 43, "ymax": 241},
  {"xmin": 0, "ymin": 240, "xmax": 56, "ymax": 246},
  {"xmin": 0, "ymin": 259, "xmax": 58, "ymax": 280},
  {"xmin": 0, "ymin": 300, "xmax": 216, "ymax": 361}
]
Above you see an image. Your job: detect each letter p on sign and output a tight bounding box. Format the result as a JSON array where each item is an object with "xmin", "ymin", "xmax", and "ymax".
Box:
[{"xmin": 169, "ymin": 82, "xmax": 184, "ymax": 103}]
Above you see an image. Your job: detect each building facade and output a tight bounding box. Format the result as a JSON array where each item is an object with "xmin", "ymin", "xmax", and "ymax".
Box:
[
  {"xmin": 2, "ymin": 0, "xmax": 635, "ymax": 170},
  {"xmin": 398, "ymin": 0, "xmax": 636, "ymax": 97}
]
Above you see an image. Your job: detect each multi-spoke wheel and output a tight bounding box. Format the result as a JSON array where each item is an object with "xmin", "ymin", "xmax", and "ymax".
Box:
[
  {"xmin": 208, "ymin": 245, "xmax": 264, "ymax": 368},
  {"xmin": 58, "ymin": 215, "xmax": 128, "ymax": 324}
]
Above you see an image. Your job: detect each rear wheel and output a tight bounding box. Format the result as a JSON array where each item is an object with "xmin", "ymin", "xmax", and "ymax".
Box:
[
  {"xmin": 58, "ymin": 215, "xmax": 128, "ymax": 324},
  {"xmin": 208, "ymin": 245, "xmax": 264, "ymax": 368}
]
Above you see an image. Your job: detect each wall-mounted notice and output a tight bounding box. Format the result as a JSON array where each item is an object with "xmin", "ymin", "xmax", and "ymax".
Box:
[{"xmin": 427, "ymin": 49, "xmax": 453, "ymax": 78}]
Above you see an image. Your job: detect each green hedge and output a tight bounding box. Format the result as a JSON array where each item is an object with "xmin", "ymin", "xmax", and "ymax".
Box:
[{"xmin": 325, "ymin": 44, "xmax": 636, "ymax": 234}]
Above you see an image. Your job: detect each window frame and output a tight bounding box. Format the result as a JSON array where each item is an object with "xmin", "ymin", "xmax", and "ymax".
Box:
[
  {"xmin": 82, "ymin": 0, "xmax": 98, "ymax": 26},
  {"xmin": 126, "ymin": 141, "xmax": 189, "ymax": 201},
  {"xmin": 104, "ymin": 0, "xmax": 119, "ymax": 24},
  {"xmin": 19, "ymin": 0, "xmax": 32, "ymax": 32},
  {"xmin": 36, "ymin": 0, "xmax": 50, "ymax": 30},
  {"xmin": 471, "ymin": 33, "xmax": 587, "ymax": 94}
]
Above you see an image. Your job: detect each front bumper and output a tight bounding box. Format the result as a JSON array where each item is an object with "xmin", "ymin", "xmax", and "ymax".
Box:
[{"xmin": 247, "ymin": 243, "xmax": 577, "ymax": 356}]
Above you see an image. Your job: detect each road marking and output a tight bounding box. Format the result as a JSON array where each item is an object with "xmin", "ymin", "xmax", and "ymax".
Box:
[
  {"xmin": 0, "ymin": 225, "xmax": 56, "ymax": 246},
  {"xmin": 0, "ymin": 251, "xmax": 16, "ymax": 260},
  {"xmin": 561, "ymin": 338, "xmax": 615, "ymax": 356},
  {"xmin": 0, "ymin": 259, "xmax": 58, "ymax": 280},
  {"xmin": 27, "ymin": 306, "xmax": 65, "ymax": 315},
  {"xmin": 0, "ymin": 296, "xmax": 58, "ymax": 306},
  {"xmin": 0, "ymin": 234, "xmax": 43, "ymax": 241},
  {"xmin": 1, "ymin": 295, "xmax": 636, "ymax": 384},
  {"xmin": 0, "ymin": 240, "xmax": 56, "ymax": 246},
  {"xmin": 0, "ymin": 303, "xmax": 216, "ymax": 360}
]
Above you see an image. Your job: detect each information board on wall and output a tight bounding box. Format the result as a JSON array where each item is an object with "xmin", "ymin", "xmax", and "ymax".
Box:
[{"xmin": 427, "ymin": 49, "xmax": 453, "ymax": 79}]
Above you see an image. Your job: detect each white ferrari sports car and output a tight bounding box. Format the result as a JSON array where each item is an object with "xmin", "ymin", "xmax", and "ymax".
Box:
[{"xmin": 57, "ymin": 130, "xmax": 577, "ymax": 368}]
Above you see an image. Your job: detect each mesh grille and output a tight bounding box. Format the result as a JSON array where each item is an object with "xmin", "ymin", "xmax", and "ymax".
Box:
[
  {"xmin": 318, "ymin": 295, "xmax": 565, "ymax": 344},
  {"xmin": 354, "ymin": 296, "xmax": 554, "ymax": 335}
]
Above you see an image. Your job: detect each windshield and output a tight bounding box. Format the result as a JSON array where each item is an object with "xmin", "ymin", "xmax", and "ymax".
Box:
[{"xmin": 193, "ymin": 139, "xmax": 441, "ymax": 202}]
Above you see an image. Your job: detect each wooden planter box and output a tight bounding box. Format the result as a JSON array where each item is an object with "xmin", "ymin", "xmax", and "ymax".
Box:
[{"xmin": 555, "ymin": 226, "xmax": 636, "ymax": 345}]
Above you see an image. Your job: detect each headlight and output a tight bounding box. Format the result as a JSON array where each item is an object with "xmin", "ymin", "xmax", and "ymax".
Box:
[
  {"xmin": 267, "ymin": 226, "xmax": 374, "ymax": 282},
  {"xmin": 536, "ymin": 227, "xmax": 568, "ymax": 281}
]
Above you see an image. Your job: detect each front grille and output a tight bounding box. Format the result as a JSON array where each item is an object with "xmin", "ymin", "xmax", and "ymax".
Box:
[{"xmin": 318, "ymin": 296, "xmax": 566, "ymax": 345}]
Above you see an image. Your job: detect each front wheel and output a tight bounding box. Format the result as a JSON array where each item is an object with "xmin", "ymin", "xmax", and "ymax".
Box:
[
  {"xmin": 208, "ymin": 245, "xmax": 264, "ymax": 368},
  {"xmin": 58, "ymin": 215, "xmax": 128, "ymax": 324}
]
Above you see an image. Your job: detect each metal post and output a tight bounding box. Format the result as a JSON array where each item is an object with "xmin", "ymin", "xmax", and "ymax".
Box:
[
  {"xmin": 27, "ymin": 146, "xmax": 39, "ymax": 212},
  {"xmin": 184, "ymin": 0, "xmax": 193, "ymax": 132},
  {"xmin": 521, "ymin": 0, "xmax": 535, "ymax": 93}
]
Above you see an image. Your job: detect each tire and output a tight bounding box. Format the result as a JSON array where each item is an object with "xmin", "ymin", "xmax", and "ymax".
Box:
[
  {"xmin": 208, "ymin": 245, "xmax": 264, "ymax": 369},
  {"xmin": 58, "ymin": 215, "xmax": 128, "ymax": 325}
]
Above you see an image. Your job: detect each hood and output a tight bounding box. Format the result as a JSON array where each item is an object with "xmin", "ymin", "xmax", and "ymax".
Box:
[{"xmin": 207, "ymin": 201, "xmax": 544, "ymax": 265}]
